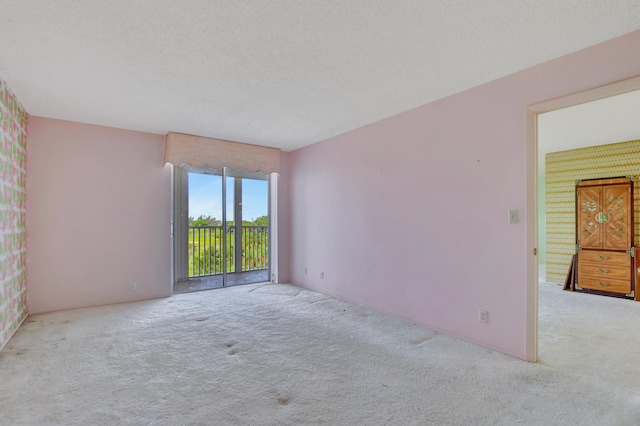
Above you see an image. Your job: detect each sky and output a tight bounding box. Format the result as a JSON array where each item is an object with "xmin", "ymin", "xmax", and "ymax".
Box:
[{"xmin": 188, "ymin": 172, "xmax": 268, "ymax": 222}]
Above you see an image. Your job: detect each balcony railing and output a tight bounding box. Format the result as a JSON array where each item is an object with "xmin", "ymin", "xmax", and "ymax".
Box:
[{"xmin": 188, "ymin": 225, "xmax": 268, "ymax": 278}]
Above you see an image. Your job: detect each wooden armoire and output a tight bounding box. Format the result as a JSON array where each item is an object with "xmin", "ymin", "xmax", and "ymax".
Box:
[{"xmin": 575, "ymin": 177, "xmax": 635, "ymax": 299}]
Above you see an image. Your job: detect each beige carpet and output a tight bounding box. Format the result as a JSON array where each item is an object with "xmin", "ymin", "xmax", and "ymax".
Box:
[{"xmin": 1, "ymin": 281, "xmax": 639, "ymax": 425}]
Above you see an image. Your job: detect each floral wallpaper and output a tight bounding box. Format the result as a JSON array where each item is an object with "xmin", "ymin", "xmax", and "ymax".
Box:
[{"xmin": 0, "ymin": 77, "xmax": 27, "ymax": 350}]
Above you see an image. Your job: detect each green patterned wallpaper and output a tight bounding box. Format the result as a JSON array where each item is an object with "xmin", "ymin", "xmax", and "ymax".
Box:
[
  {"xmin": 545, "ymin": 140, "xmax": 640, "ymax": 283},
  {"xmin": 0, "ymin": 77, "xmax": 27, "ymax": 350}
]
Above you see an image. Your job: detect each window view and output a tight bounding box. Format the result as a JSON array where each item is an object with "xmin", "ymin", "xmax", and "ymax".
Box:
[
  {"xmin": 187, "ymin": 172, "xmax": 231, "ymax": 276},
  {"xmin": 174, "ymin": 167, "xmax": 270, "ymax": 292}
]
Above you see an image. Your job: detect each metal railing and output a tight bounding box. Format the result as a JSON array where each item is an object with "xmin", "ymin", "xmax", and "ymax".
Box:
[
  {"xmin": 237, "ymin": 226, "xmax": 269, "ymax": 272},
  {"xmin": 188, "ymin": 225, "xmax": 268, "ymax": 277}
]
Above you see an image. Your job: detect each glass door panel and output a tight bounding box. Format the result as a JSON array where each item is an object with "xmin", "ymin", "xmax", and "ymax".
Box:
[
  {"xmin": 241, "ymin": 178, "xmax": 269, "ymax": 273},
  {"xmin": 225, "ymin": 169, "xmax": 270, "ymax": 287},
  {"xmin": 173, "ymin": 166, "xmax": 270, "ymax": 292},
  {"xmin": 188, "ymin": 171, "xmax": 223, "ymax": 279},
  {"xmin": 225, "ymin": 174, "xmax": 236, "ymax": 275}
]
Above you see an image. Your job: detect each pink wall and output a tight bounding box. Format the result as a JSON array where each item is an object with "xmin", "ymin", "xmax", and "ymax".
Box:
[
  {"xmin": 27, "ymin": 117, "xmax": 171, "ymax": 314},
  {"xmin": 288, "ymin": 30, "xmax": 640, "ymax": 359},
  {"xmin": 0, "ymin": 77, "xmax": 27, "ymax": 350}
]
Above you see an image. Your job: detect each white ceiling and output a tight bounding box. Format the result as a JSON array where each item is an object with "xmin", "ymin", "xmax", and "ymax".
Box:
[{"xmin": 1, "ymin": 1, "xmax": 639, "ymax": 151}]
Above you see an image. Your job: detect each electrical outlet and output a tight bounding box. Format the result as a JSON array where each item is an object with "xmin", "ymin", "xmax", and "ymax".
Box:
[
  {"xmin": 130, "ymin": 282, "xmax": 137, "ymax": 291},
  {"xmin": 478, "ymin": 310, "xmax": 488, "ymax": 323},
  {"xmin": 320, "ymin": 272, "xmax": 324, "ymax": 279},
  {"xmin": 508, "ymin": 209, "xmax": 518, "ymax": 224},
  {"xmin": 305, "ymin": 267, "xmax": 308, "ymax": 275}
]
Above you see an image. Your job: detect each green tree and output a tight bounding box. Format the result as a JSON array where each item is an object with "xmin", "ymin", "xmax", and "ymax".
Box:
[
  {"xmin": 189, "ymin": 215, "xmax": 221, "ymax": 226},
  {"xmin": 252, "ymin": 215, "xmax": 268, "ymax": 226}
]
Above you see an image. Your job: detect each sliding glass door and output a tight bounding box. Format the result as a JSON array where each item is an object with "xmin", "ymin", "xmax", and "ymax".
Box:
[{"xmin": 173, "ymin": 166, "xmax": 270, "ymax": 292}]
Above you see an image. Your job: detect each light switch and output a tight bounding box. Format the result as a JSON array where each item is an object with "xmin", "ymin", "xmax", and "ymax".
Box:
[{"xmin": 508, "ymin": 209, "xmax": 518, "ymax": 224}]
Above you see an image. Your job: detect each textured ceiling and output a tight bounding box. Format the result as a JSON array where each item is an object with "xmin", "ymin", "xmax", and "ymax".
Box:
[{"xmin": 1, "ymin": 1, "xmax": 639, "ymax": 151}]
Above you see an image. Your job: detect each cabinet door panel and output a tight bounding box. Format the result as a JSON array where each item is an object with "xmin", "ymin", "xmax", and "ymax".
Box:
[
  {"xmin": 577, "ymin": 186, "xmax": 602, "ymax": 249},
  {"xmin": 602, "ymin": 184, "xmax": 632, "ymax": 250}
]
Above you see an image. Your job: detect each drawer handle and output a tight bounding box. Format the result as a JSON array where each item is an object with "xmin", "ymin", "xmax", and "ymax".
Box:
[
  {"xmin": 597, "ymin": 268, "xmax": 609, "ymax": 273},
  {"xmin": 598, "ymin": 255, "xmax": 610, "ymax": 260},
  {"xmin": 597, "ymin": 281, "xmax": 610, "ymax": 287}
]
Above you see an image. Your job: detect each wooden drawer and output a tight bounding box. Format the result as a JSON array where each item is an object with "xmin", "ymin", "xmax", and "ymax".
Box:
[
  {"xmin": 577, "ymin": 250, "xmax": 631, "ymax": 294},
  {"xmin": 578, "ymin": 250, "xmax": 630, "ymax": 267},
  {"xmin": 578, "ymin": 263, "xmax": 631, "ymax": 281},
  {"xmin": 576, "ymin": 276, "xmax": 631, "ymax": 294}
]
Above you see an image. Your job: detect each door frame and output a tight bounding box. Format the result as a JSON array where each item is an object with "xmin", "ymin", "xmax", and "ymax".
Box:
[
  {"xmin": 171, "ymin": 165, "xmax": 272, "ymax": 292},
  {"xmin": 525, "ymin": 75, "xmax": 640, "ymax": 362}
]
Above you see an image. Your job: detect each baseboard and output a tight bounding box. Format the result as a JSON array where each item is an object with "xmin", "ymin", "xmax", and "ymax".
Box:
[
  {"xmin": 288, "ymin": 281, "xmax": 527, "ymax": 361},
  {"xmin": 0, "ymin": 313, "xmax": 28, "ymax": 353}
]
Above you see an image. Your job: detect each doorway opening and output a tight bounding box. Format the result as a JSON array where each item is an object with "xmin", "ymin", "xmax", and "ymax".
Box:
[
  {"xmin": 173, "ymin": 166, "xmax": 271, "ymax": 292},
  {"xmin": 527, "ymin": 75, "xmax": 640, "ymax": 362}
]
